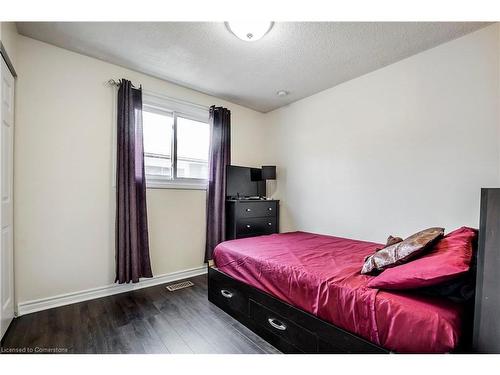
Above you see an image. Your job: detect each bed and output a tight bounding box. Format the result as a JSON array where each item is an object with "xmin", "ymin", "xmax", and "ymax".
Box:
[
  {"xmin": 212, "ymin": 231, "xmax": 466, "ymax": 353},
  {"xmin": 211, "ymin": 231, "xmax": 465, "ymax": 353}
]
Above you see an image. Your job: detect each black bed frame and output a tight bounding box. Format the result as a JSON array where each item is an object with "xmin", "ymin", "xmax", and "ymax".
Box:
[
  {"xmin": 207, "ymin": 188, "xmax": 500, "ymax": 354},
  {"xmin": 208, "ymin": 266, "xmax": 388, "ymax": 353}
]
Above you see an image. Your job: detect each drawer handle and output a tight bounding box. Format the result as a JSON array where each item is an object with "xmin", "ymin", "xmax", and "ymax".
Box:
[
  {"xmin": 220, "ymin": 289, "xmax": 233, "ymax": 299},
  {"xmin": 268, "ymin": 317, "xmax": 287, "ymax": 331},
  {"xmin": 246, "ymin": 208, "xmax": 252, "ymax": 212},
  {"xmin": 268, "ymin": 222, "xmax": 272, "ymax": 226},
  {"xmin": 268, "ymin": 207, "xmax": 273, "ymax": 211},
  {"xmin": 246, "ymin": 224, "xmax": 251, "ymax": 228}
]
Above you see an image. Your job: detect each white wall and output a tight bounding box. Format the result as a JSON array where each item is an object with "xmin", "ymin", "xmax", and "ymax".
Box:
[
  {"xmin": 265, "ymin": 24, "xmax": 500, "ymax": 242},
  {"xmin": 14, "ymin": 35, "xmax": 268, "ymax": 304}
]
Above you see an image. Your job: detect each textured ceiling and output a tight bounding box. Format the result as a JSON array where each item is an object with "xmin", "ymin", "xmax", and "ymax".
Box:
[{"xmin": 17, "ymin": 22, "xmax": 490, "ymax": 112}]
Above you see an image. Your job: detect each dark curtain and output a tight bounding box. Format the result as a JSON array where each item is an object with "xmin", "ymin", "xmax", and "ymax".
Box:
[
  {"xmin": 205, "ymin": 106, "xmax": 231, "ymax": 262},
  {"xmin": 115, "ymin": 79, "xmax": 153, "ymax": 283}
]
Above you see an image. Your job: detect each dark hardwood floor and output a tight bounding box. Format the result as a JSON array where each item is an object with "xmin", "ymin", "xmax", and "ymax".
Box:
[{"xmin": 0, "ymin": 274, "xmax": 280, "ymax": 354}]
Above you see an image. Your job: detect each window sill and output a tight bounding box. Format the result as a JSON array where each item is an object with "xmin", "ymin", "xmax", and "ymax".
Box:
[{"xmin": 146, "ymin": 178, "xmax": 207, "ymax": 191}]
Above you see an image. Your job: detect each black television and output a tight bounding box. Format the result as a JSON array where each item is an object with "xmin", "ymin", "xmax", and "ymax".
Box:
[{"xmin": 226, "ymin": 165, "xmax": 266, "ymax": 199}]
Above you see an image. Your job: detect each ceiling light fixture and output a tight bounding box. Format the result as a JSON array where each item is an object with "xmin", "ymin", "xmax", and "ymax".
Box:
[
  {"xmin": 225, "ymin": 21, "xmax": 274, "ymax": 42},
  {"xmin": 276, "ymin": 90, "xmax": 289, "ymax": 97}
]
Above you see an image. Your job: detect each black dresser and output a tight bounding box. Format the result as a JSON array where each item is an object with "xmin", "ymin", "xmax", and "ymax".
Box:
[{"xmin": 226, "ymin": 199, "xmax": 279, "ymax": 240}]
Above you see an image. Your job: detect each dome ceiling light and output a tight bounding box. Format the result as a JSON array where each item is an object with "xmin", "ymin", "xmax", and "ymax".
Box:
[{"xmin": 225, "ymin": 21, "xmax": 274, "ymax": 42}]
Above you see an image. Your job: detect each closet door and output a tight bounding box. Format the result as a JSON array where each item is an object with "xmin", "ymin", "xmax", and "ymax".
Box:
[{"xmin": 0, "ymin": 56, "xmax": 15, "ymax": 340}]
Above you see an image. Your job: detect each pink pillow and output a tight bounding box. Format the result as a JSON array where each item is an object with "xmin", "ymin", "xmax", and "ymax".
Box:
[{"xmin": 367, "ymin": 226, "xmax": 477, "ymax": 290}]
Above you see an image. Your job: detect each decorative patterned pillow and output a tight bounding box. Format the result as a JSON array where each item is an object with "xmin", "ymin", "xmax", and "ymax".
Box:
[
  {"xmin": 361, "ymin": 227, "xmax": 444, "ymax": 275},
  {"xmin": 367, "ymin": 227, "xmax": 477, "ymax": 290}
]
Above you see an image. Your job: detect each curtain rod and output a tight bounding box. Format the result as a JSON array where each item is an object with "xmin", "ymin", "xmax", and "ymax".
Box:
[
  {"xmin": 107, "ymin": 79, "xmax": 210, "ymax": 111},
  {"xmin": 107, "ymin": 79, "xmax": 121, "ymax": 87}
]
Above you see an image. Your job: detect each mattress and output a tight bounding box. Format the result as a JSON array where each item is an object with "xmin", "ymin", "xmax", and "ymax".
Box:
[{"xmin": 213, "ymin": 231, "xmax": 464, "ymax": 353}]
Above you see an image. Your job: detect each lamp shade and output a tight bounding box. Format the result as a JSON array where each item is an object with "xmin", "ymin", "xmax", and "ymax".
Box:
[{"xmin": 261, "ymin": 166, "xmax": 276, "ymax": 180}]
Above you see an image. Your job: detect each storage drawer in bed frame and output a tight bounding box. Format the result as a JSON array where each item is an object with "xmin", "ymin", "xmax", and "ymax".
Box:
[{"xmin": 208, "ymin": 266, "xmax": 388, "ymax": 354}]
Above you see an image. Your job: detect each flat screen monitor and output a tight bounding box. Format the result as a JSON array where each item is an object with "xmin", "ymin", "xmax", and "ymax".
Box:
[{"xmin": 226, "ymin": 165, "xmax": 265, "ymax": 198}]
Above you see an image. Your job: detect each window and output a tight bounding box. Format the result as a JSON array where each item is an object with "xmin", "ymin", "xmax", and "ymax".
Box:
[
  {"xmin": 143, "ymin": 110, "xmax": 173, "ymax": 179},
  {"xmin": 176, "ymin": 117, "xmax": 210, "ymax": 180},
  {"xmin": 142, "ymin": 94, "xmax": 210, "ymax": 189}
]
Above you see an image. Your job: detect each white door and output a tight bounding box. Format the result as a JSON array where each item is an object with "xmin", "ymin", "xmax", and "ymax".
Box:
[{"xmin": 0, "ymin": 57, "xmax": 15, "ymax": 340}]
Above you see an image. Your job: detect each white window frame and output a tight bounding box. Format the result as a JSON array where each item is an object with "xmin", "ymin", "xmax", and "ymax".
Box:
[{"xmin": 142, "ymin": 92, "xmax": 210, "ymax": 190}]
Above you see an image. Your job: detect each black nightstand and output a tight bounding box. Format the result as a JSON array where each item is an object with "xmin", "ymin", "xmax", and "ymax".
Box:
[{"xmin": 226, "ymin": 199, "xmax": 279, "ymax": 240}]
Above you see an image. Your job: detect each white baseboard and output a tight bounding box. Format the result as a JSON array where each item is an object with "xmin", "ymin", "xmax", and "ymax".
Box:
[{"xmin": 16, "ymin": 265, "xmax": 207, "ymax": 316}]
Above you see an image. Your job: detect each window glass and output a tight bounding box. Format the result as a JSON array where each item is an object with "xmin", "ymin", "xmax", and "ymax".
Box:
[
  {"xmin": 176, "ymin": 116, "xmax": 209, "ymax": 180},
  {"xmin": 142, "ymin": 110, "xmax": 173, "ymax": 179}
]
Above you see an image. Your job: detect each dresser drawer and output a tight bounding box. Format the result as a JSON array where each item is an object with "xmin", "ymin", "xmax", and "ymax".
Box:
[
  {"xmin": 249, "ymin": 299, "xmax": 317, "ymax": 353},
  {"xmin": 236, "ymin": 201, "xmax": 277, "ymax": 218},
  {"xmin": 236, "ymin": 217, "xmax": 277, "ymax": 237}
]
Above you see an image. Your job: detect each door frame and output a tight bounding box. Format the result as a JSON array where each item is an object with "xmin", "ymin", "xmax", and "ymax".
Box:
[
  {"xmin": 0, "ymin": 42, "xmax": 17, "ymax": 79},
  {"xmin": 0, "ymin": 42, "xmax": 16, "ymax": 341}
]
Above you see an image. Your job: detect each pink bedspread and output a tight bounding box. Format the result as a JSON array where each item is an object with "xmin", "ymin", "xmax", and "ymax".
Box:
[{"xmin": 213, "ymin": 231, "xmax": 463, "ymax": 353}]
